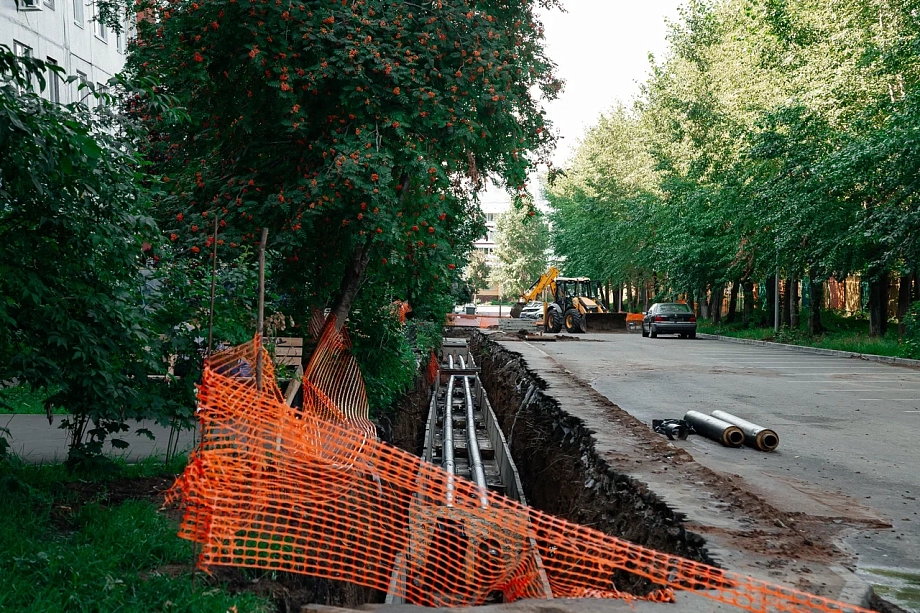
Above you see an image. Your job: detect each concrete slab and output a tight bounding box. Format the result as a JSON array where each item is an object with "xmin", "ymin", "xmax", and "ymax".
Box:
[{"xmin": 307, "ymin": 592, "xmax": 742, "ymax": 613}]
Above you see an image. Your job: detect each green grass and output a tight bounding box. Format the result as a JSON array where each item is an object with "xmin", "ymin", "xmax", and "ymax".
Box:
[
  {"xmin": 0, "ymin": 385, "xmax": 67, "ymax": 415},
  {"xmin": 698, "ymin": 310, "xmax": 903, "ymax": 358},
  {"xmin": 0, "ymin": 457, "xmax": 272, "ymax": 613}
]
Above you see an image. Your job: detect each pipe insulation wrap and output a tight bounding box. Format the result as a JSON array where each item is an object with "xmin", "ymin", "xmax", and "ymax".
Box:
[
  {"xmin": 442, "ymin": 376, "xmax": 456, "ymax": 505},
  {"xmin": 463, "ymin": 375, "xmax": 489, "ymax": 508},
  {"xmin": 684, "ymin": 410, "xmax": 745, "ymax": 447},
  {"xmin": 711, "ymin": 410, "xmax": 779, "ymax": 451}
]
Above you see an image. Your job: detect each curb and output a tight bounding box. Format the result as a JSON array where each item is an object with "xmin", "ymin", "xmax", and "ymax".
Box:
[{"xmin": 697, "ymin": 333, "xmax": 920, "ymax": 369}]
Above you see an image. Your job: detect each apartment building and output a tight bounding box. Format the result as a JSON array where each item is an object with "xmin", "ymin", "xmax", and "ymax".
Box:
[{"xmin": 1, "ymin": 0, "xmax": 131, "ymax": 102}]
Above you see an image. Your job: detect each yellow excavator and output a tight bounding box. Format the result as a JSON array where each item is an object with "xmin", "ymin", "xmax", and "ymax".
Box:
[{"xmin": 511, "ymin": 268, "xmax": 626, "ymax": 333}]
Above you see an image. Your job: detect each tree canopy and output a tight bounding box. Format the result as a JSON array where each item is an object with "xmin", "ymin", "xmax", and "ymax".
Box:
[
  {"xmin": 546, "ymin": 0, "xmax": 920, "ymax": 334},
  {"xmin": 130, "ymin": 0, "xmax": 561, "ymax": 330},
  {"xmin": 490, "ymin": 205, "xmax": 549, "ymax": 299}
]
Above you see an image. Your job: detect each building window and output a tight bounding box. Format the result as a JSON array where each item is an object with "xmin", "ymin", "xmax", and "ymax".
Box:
[
  {"xmin": 75, "ymin": 70, "xmax": 90, "ymax": 105},
  {"xmin": 96, "ymin": 83, "xmax": 108, "ymax": 107},
  {"xmin": 94, "ymin": 2, "xmax": 107, "ymax": 41},
  {"xmin": 73, "ymin": 0, "xmax": 84, "ymax": 25},
  {"xmin": 116, "ymin": 26, "xmax": 123, "ymax": 53},
  {"xmin": 18, "ymin": 0, "xmax": 42, "ymax": 11},
  {"xmin": 44, "ymin": 0, "xmax": 55, "ymax": 9},
  {"xmin": 12, "ymin": 42, "xmax": 33, "ymax": 94},
  {"xmin": 47, "ymin": 57, "xmax": 61, "ymax": 103}
]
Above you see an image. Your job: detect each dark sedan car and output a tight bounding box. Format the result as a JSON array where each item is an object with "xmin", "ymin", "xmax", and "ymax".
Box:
[{"xmin": 642, "ymin": 302, "xmax": 697, "ymax": 338}]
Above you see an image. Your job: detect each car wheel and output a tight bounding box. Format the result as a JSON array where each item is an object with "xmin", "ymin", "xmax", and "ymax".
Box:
[
  {"xmin": 650, "ymin": 324, "xmax": 658, "ymax": 338},
  {"xmin": 688, "ymin": 331, "xmax": 696, "ymax": 339},
  {"xmin": 641, "ymin": 322, "xmax": 649, "ymax": 338},
  {"xmin": 679, "ymin": 333, "xmax": 687, "ymax": 339}
]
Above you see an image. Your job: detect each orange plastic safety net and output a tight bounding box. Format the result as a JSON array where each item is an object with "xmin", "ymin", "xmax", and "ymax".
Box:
[{"xmin": 169, "ymin": 327, "xmax": 871, "ymax": 613}]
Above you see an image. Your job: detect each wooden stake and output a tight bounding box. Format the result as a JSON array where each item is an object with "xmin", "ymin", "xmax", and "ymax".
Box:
[
  {"xmin": 206, "ymin": 213, "xmax": 219, "ymax": 358},
  {"xmin": 255, "ymin": 228, "xmax": 268, "ymax": 391}
]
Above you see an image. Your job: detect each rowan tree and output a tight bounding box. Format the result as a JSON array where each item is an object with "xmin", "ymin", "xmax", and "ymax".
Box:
[{"xmin": 129, "ymin": 0, "xmax": 561, "ymax": 332}]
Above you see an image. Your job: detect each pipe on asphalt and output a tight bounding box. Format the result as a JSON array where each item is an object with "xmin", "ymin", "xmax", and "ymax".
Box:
[
  {"xmin": 711, "ymin": 410, "xmax": 779, "ymax": 452},
  {"xmin": 462, "ymin": 375, "xmax": 489, "ymax": 508},
  {"xmin": 684, "ymin": 410, "xmax": 745, "ymax": 448},
  {"xmin": 443, "ymin": 376, "xmax": 456, "ymax": 506}
]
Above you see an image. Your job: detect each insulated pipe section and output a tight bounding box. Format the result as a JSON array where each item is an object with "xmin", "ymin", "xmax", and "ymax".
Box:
[
  {"xmin": 448, "ymin": 355, "xmax": 454, "ymax": 369},
  {"xmin": 442, "ymin": 376, "xmax": 456, "ymax": 505},
  {"xmin": 711, "ymin": 410, "xmax": 779, "ymax": 451},
  {"xmin": 684, "ymin": 410, "xmax": 744, "ymax": 447},
  {"xmin": 458, "ymin": 355, "xmax": 466, "ymax": 369},
  {"xmin": 462, "ymin": 375, "xmax": 489, "ymax": 507}
]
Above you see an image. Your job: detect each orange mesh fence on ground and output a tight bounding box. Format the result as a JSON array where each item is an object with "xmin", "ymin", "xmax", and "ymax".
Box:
[{"xmin": 168, "ymin": 327, "xmax": 871, "ymax": 613}]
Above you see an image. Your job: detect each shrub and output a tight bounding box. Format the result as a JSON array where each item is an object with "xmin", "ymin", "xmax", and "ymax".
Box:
[{"xmin": 900, "ymin": 301, "xmax": 920, "ymax": 359}]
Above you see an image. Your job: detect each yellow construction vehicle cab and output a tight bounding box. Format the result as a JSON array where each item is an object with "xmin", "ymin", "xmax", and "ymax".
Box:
[
  {"xmin": 543, "ymin": 277, "xmax": 604, "ymax": 333},
  {"xmin": 512, "ymin": 268, "xmax": 626, "ymax": 333}
]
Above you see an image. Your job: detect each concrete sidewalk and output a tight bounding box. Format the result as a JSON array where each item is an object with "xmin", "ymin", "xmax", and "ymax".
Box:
[{"xmin": 1, "ymin": 414, "xmax": 196, "ymax": 463}]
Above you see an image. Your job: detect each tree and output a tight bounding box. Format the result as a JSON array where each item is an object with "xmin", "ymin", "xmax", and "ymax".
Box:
[
  {"xmin": 129, "ymin": 0, "xmax": 561, "ymax": 336},
  {"xmin": 464, "ymin": 249, "xmax": 491, "ymax": 300},
  {"xmin": 548, "ymin": 0, "xmax": 920, "ymax": 337},
  {"xmin": 490, "ymin": 206, "xmax": 549, "ymax": 299},
  {"xmin": 0, "ymin": 48, "xmax": 162, "ymax": 459}
]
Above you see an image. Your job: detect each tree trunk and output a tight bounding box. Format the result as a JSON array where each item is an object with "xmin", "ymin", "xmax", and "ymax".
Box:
[
  {"xmin": 710, "ymin": 284, "xmax": 722, "ymax": 324},
  {"xmin": 699, "ymin": 288, "xmax": 709, "ymax": 319},
  {"xmin": 781, "ymin": 278, "xmax": 792, "ymax": 328},
  {"xmin": 790, "ymin": 276, "xmax": 800, "ymax": 328},
  {"xmin": 807, "ymin": 279, "xmax": 824, "ymax": 335},
  {"xmin": 867, "ymin": 272, "xmax": 890, "ymax": 337},
  {"xmin": 913, "ymin": 270, "xmax": 920, "ymax": 302},
  {"xmin": 763, "ymin": 275, "xmax": 776, "ymax": 327},
  {"xmin": 897, "ymin": 274, "xmax": 913, "ymax": 336},
  {"xmin": 686, "ymin": 289, "xmax": 695, "ymax": 312},
  {"xmin": 626, "ymin": 282, "xmax": 634, "ymax": 311},
  {"xmin": 640, "ymin": 281, "xmax": 648, "ymax": 312},
  {"xmin": 742, "ymin": 280, "xmax": 754, "ymax": 327},
  {"xmin": 726, "ymin": 281, "xmax": 739, "ymax": 323},
  {"xmin": 328, "ymin": 236, "xmax": 374, "ymax": 332}
]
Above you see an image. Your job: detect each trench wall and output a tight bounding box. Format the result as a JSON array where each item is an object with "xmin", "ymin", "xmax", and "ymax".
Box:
[{"xmin": 470, "ymin": 332, "xmax": 715, "ymax": 594}]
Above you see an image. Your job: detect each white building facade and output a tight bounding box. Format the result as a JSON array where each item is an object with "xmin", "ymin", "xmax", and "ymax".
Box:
[{"xmin": 2, "ymin": 0, "xmax": 130, "ymax": 102}]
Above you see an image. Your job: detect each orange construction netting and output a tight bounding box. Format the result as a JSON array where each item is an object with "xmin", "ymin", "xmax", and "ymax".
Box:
[{"xmin": 168, "ymin": 325, "xmax": 871, "ymax": 613}]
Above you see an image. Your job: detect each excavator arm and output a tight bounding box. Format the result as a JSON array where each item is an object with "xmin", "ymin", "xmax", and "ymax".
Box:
[
  {"xmin": 510, "ymin": 267, "xmax": 559, "ymax": 319},
  {"xmin": 520, "ymin": 266, "xmax": 559, "ymax": 302}
]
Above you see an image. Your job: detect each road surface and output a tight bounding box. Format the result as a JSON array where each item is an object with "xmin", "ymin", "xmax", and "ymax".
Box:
[{"xmin": 514, "ymin": 333, "xmax": 919, "ymax": 610}]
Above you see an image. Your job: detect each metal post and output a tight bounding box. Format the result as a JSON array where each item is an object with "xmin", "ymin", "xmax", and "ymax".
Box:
[{"xmin": 255, "ymin": 227, "xmax": 268, "ymax": 391}]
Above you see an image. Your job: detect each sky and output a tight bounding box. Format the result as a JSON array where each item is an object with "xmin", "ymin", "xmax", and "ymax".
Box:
[{"xmin": 538, "ymin": 1, "xmax": 686, "ymax": 167}]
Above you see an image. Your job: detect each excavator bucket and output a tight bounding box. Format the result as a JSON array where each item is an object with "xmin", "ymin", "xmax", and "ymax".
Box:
[{"xmin": 583, "ymin": 312, "xmax": 628, "ymax": 332}]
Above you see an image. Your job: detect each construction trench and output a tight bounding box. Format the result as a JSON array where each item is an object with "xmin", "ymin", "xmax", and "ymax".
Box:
[{"xmin": 262, "ymin": 330, "xmax": 901, "ymax": 613}]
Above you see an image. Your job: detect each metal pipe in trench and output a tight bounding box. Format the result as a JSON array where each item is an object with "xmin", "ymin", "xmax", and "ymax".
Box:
[
  {"xmin": 448, "ymin": 354, "xmax": 454, "ymax": 369},
  {"xmin": 711, "ymin": 410, "xmax": 779, "ymax": 451},
  {"xmin": 463, "ymin": 375, "xmax": 489, "ymax": 507},
  {"xmin": 684, "ymin": 410, "xmax": 745, "ymax": 447},
  {"xmin": 442, "ymin": 376, "xmax": 456, "ymax": 506},
  {"xmin": 458, "ymin": 355, "xmax": 466, "ymax": 369}
]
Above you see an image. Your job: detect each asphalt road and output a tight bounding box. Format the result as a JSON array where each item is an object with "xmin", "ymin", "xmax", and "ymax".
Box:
[{"xmin": 521, "ymin": 333, "xmax": 919, "ymax": 604}]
